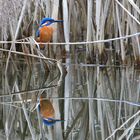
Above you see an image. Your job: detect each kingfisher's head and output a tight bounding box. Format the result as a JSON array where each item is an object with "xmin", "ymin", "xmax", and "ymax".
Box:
[{"xmin": 40, "ymin": 17, "xmax": 63, "ymax": 27}]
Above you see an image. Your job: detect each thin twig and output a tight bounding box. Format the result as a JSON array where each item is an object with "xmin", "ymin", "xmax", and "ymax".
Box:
[
  {"xmin": 115, "ymin": 0, "xmax": 140, "ymax": 25},
  {"xmin": 105, "ymin": 110, "xmax": 140, "ymax": 140},
  {"xmin": 0, "ymin": 32, "xmax": 139, "ymax": 45},
  {"xmin": 0, "ymin": 96, "xmax": 140, "ymax": 107}
]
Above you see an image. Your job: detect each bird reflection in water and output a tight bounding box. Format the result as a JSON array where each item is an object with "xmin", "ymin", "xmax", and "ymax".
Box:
[{"xmin": 38, "ymin": 95, "xmax": 64, "ymax": 126}]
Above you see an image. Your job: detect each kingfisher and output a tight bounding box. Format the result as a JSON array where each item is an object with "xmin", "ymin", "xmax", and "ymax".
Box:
[
  {"xmin": 36, "ymin": 17, "xmax": 63, "ymax": 49},
  {"xmin": 38, "ymin": 95, "xmax": 64, "ymax": 126}
]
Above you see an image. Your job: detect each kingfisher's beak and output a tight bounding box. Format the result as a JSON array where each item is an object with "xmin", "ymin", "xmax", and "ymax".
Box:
[
  {"xmin": 54, "ymin": 20, "xmax": 63, "ymax": 23},
  {"xmin": 55, "ymin": 119, "xmax": 65, "ymax": 122}
]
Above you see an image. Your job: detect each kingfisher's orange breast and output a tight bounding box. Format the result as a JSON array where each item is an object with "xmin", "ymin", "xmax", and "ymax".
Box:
[
  {"xmin": 40, "ymin": 98, "xmax": 55, "ymax": 119},
  {"xmin": 39, "ymin": 26, "xmax": 54, "ymax": 42}
]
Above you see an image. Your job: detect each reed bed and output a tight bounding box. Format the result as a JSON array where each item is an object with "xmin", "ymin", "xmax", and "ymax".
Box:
[{"xmin": 0, "ymin": 0, "xmax": 140, "ymax": 140}]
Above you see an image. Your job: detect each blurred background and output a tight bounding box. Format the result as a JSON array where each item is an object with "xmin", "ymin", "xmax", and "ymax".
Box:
[{"xmin": 0, "ymin": 0, "xmax": 140, "ymax": 140}]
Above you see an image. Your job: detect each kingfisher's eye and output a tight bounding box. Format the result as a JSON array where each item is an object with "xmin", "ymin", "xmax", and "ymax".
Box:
[
  {"xmin": 41, "ymin": 21, "xmax": 49, "ymax": 26},
  {"xmin": 40, "ymin": 20, "xmax": 54, "ymax": 27},
  {"xmin": 47, "ymin": 119, "xmax": 55, "ymax": 123}
]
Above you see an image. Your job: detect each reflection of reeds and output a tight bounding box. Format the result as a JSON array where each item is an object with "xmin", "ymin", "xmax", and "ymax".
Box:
[
  {"xmin": 1, "ymin": 62, "xmax": 140, "ymax": 139},
  {"xmin": 0, "ymin": 0, "xmax": 140, "ymax": 140}
]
